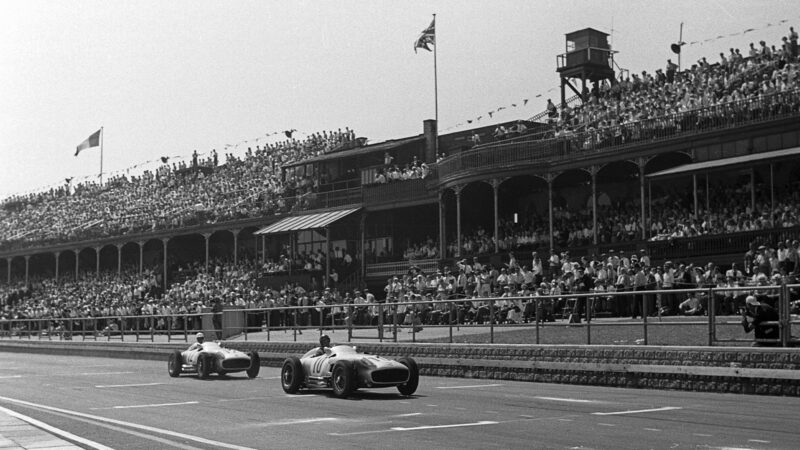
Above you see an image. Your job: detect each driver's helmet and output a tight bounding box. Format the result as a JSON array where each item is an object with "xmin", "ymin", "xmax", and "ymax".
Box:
[
  {"xmin": 319, "ymin": 334, "xmax": 331, "ymax": 348},
  {"xmin": 196, "ymin": 332, "xmax": 205, "ymax": 343}
]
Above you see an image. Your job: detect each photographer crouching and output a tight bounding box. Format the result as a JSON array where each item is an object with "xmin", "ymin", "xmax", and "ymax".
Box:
[{"xmin": 741, "ymin": 295, "xmax": 779, "ymax": 346}]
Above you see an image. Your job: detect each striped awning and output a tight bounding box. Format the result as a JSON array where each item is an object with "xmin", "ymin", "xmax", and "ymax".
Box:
[{"xmin": 254, "ymin": 208, "xmax": 360, "ymax": 235}]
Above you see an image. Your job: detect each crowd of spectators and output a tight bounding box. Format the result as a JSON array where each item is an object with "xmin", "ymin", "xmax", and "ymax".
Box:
[
  {"xmin": 378, "ymin": 239, "xmax": 800, "ymax": 329},
  {"xmin": 552, "ymin": 28, "xmax": 800, "ymax": 142},
  {"xmin": 3, "ymin": 232, "xmax": 799, "ymax": 340},
  {"xmin": 371, "ymin": 153, "xmax": 431, "ymax": 184},
  {"xmin": 0, "ymin": 129, "xmax": 357, "ymax": 250}
]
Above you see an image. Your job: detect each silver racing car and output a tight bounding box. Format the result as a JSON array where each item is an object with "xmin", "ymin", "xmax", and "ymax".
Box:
[
  {"xmin": 168, "ymin": 342, "xmax": 260, "ymax": 379},
  {"xmin": 280, "ymin": 340, "xmax": 419, "ymax": 398}
]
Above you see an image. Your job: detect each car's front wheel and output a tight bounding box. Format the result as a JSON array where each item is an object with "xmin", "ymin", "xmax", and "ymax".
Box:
[
  {"xmin": 281, "ymin": 357, "xmax": 304, "ymax": 394},
  {"xmin": 396, "ymin": 357, "xmax": 419, "ymax": 396},
  {"xmin": 331, "ymin": 361, "xmax": 355, "ymax": 398},
  {"xmin": 197, "ymin": 354, "xmax": 211, "ymax": 379},
  {"xmin": 168, "ymin": 350, "xmax": 182, "ymax": 377},
  {"xmin": 247, "ymin": 352, "xmax": 261, "ymax": 379}
]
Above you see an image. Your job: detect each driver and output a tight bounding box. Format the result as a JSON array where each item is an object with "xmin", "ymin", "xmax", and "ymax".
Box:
[
  {"xmin": 188, "ymin": 332, "xmax": 205, "ymax": 351},
  {"xmin": 315, "ymin": 334, "xmax": 331, "ymax": 357}
]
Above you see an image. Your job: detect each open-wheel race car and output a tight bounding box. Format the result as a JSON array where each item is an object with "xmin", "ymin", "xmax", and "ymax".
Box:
[
  {"xmin": 280, "ymin": 343, "xmax": 419, "ymax": 398},
  {"xmin": 168, "ymin": 342, "xmax": 260, "ymax": 379}
]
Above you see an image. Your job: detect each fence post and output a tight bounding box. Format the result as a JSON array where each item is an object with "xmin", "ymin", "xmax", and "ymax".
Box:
[
  {"xmin": 781, "ymin": 282, "xmax": 790, "ymax": 348},
  {"xmin": 448, "ymin": 302, "xmax": 453, "ymax": 344},
  {"xmin": 378, "ymin": 304, "xmax": 384, "ymax": 342},
  {"xmin": 293, "ymin": 309, "xmax": 298, "ymax": 342},
  {"xmin": 586, "ymin": 295, "xmax": 592, "ymax": 345},
  {"xmin": 489, "ymin": 298, "xmax": 495, "ymax": 344},
  {"xmin": 167, "ymin": 316, "xmax": 172, "ymax": 342},
  {"xmin": 707, "ymin": 287, "xmax": 715, "ymax": 347},
  {"xmin": 266, "ymin": 309, "xmax": 271, "ymax": 342},
  {"xmin": 346, "ymin": 305, "xmax": 352, "ymax": 342},
  {"xmin": 535, "ymin": 299, "xmax": 540, "ymax": 345},
  {"xmin": 392, "ymin": 303, "xmax": 398, "ymax": 343},
  {"xmin": 642, "ymin": 291, "xmax": 648, "ymax": 346}
]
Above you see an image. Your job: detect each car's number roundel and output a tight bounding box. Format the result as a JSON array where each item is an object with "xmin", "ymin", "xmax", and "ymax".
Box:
[{"xmin": 311, "ymin": 355, "xmax": 329, "ymax": 375}]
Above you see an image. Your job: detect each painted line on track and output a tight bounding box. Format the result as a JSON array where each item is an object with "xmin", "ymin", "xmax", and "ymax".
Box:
[
  {"xmin": 0, "ymin": 395, "xmax": 256, "ymax": 450},
  {"xmin": 78, "ymin": 371, "xmax": 135, "ymax": 376},
  {"xmin": 0, "ymin": 375, "xmax": 22, "ymax": 379},
  {"xmin": 391, "ymin": 421, "xmax": 499, "ymax": 431},
  {"xmin": 592, "ymin": 406, "xmax": 682, "ymax": 416},
  {"xmin": 0, "ymin": 404, "xmax": 112, "ymax": 450},
  {"xmin": 643, "ymin": 428, "xmax": 662, "ymax": 432},
  {"xmin": 435, "ymin": 384, "xmax": 504, "ymax": 389},
  {"xmin": 329, "ymin": 421, "xmax": 499, "ymax": 437},
  {"xmin": 749, "ymin": 439, "xmax": 770, "ymax": 444},
  {"xmin": 259, "ymin": 418, "xmax": 338, "ymax": 426},
  {"xmin": 218, "ymin": 396, "xmax": 273, "ymax": 403},
  {"xmin": 394, "ymin": 413, "xmax": 422, "ymax": 417},
  {"xmin": 95, "ymin": 382, "xmax": 165, "ymax": 388},
  {"xmin": 111, "ymin": 401, "xmax": 199, "ymax": 409},
  {"xmin": 535, "ymin": 396, "xmax": 603, "ymax": 403}
]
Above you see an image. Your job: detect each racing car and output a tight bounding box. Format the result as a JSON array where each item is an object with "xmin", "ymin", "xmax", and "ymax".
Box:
[
  {"xmin": 280, "ymin": 339, "xmax": 419, "ymax": 398},
  {"xmin": 168, "ymin": 342, "xmax": 260, "ymax": 379}
]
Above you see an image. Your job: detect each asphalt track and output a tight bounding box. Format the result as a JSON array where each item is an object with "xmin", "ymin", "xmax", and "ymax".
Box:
[{"xmin": 1, "ymin": 352, "xmax": 799, "ymax": 449}]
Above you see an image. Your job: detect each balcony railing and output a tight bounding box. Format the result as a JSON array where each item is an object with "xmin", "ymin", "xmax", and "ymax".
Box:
[
  {"xmin": 362, "ymin": 179, "xmax": 435, "ymax": 206},
  {"xmin": 436, "ymin": 89, "xmax": 800, "ymax": 185},
  {"xmin": 648, "ymin": 225, "xmax": 800, "ymax": 261}
]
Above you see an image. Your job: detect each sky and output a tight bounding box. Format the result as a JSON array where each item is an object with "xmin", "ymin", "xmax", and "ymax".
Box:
[{"xmin": 1, "ymin": 0, "xmax": 798, "ymax": 199}]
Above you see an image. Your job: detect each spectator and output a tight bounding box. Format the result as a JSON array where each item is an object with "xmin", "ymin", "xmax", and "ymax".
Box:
[{"xmin": 741, "ymin": 295, "xmax": 779, "ymax": 346}]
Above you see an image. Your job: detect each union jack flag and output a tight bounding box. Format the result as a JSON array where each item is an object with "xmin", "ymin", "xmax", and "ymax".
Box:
[{"xmin": 414, "ymin": 18, "xmax": 435, "ymax": 53}]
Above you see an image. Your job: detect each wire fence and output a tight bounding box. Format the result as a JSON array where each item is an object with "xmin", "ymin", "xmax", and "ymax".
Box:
[{"xmin": 1, "ymin": 285, "xmax": 797, "ymax": 347}]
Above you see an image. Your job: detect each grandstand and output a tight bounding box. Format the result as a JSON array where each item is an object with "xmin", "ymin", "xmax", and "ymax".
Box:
[{"xmin": 2, "ymin": 25, "xmax": 800, "ymax": 328}]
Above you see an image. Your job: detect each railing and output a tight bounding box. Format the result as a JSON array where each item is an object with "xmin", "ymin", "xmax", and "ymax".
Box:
[
  {"xmin": 436, "ymin": 89, "xmax": 800, "ymax": 185},
  {"xmin": 648, "ymin": 225, "xmax": 800, "ymax": 261},
  {"xmin": 4, "ymin": 284, "xmax": 794, "ymax": 347},
  {"xmin": 557, "ymin": 47, "xmax": 614, "ymax": 70},
  {"xmin": 366, "ymin": 258, "xmax": 439, "ymax": 279},
  {"xmin": 362, "ymin": 179, "xmax": 434, "ymax": 206},
  {"xmin": 529, "ymin": 94, "xmax": 583, "ymax": 123},
  {"xmin": 283, "ymin": 187, "xmax": 363, "ymax": 213}
]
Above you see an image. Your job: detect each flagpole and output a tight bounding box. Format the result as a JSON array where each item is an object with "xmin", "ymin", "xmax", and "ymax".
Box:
[
  {"xmin": 433, "ymin": 13, "xmax": 438, "ymax": 157},
  {"xmin": 100, "ymin": 126, "xmax": 104, "ymax": 186}
]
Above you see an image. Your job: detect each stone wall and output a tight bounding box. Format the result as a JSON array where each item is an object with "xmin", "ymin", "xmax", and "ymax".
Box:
[{"xmin": 2, "ymin": 341, "xmax": 799, "ymax": 396}]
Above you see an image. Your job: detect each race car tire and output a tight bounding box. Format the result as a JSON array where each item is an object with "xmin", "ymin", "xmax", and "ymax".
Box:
[
  {"xmin": 197, "ymin": 354, "xmax": 211, "ymax": 379},
  {"xmin": 281, "ymin": 357, "xmax": 304, "ymax": 394},
  {"xmin": 331, "ymin": 361, "xmax": 355, "ymax": 398},
  {"xmin": 247, "ymin": 352, "xmax": 261, "ymax": 379},
  {"xmin": 396, "ymin": 357, "xmax": 419, "ymax": 396},
  {"xmin": 168, "ymin": 350, "xmax": 182, "ymax": 377}
]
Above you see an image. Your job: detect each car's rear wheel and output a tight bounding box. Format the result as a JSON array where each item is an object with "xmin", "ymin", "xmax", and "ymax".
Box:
[
  {"xmin": 281, "ymin": 357, "xmax": 303, "ymax": 393},
  {"xmin": 168, "ymin": 350, "xmax": 182, "ymax": 377},
  {"xmin": 396, "ymin": 357, "xmax": 419, "ymax": 396},
  {"xmin": 197, "ymin": 354, "xmax": 211, "ymax": 379},
  {"xmin": 247, "ymin": 352, "xmax": 261, "ymax": 379},
  {"xmin": 331, "ymin": 361, "xmax": 355, "ymax": 398}
]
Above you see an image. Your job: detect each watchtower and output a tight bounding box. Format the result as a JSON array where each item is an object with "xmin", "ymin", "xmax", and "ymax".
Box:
[{"xmin": 556, "ymin": 28, "xmax": 616, "ymax": 107}]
